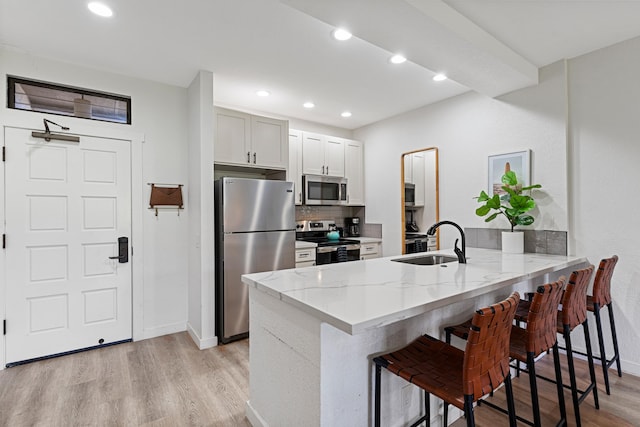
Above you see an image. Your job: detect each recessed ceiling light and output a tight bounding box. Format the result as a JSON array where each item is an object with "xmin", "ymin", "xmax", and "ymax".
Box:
[
  {"xmin": 389, "ymin": 54, "xmax": 407, "ymax": 64},
  {"xmin": 433, "ymin": 74, "xmax": 447, "ymax": 82},
  {"xmin": 303, "ymin": 102, "xmax": 315, "ymax": 109},
  {"xmin": 88, "ymin": 2, "xmax": 113, "ymax": 17},
  {"xmin": 256, "ymin": 90, "xmax": 270, "ymax": 97},
  {"xmin": 341, "ymin": 111, "xmax": 352, "ymax": 118},
  {"xmin": 332, "ymin": 28, "xmax": 352, "ymax": 41}
]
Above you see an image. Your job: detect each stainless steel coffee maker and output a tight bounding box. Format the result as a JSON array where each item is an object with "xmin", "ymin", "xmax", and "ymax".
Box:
[{"xmin": 345, "ymin": 217, "xmax": 360, "ymax": 237}]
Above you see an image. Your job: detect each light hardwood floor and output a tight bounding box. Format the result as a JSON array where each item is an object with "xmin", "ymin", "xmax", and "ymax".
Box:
[
  {"xmin": 0, "ymin": 332, "xmax": 637, "ymax": 426},
  {"xmin": 0, "ymin": 333, "xmax": 250, "ymax": 426},
  {"xmin": 450, "ymin": 351, "xmax": 640, "ymax": 427}
]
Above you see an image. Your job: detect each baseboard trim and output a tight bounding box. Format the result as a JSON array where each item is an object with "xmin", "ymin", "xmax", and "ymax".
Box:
[
  {"xmin": 141, "ymin": 321, "xmax": 186, "ymax": 340},
  {"xmin": 558, "ymin": 344, "xmax": 640, "ymax": 376},
  {"xmin": 246, "ymin": 400, "xmax": 268, "ymax": 427},
  {"xmin": 186, "ymin": 322, "xmax": 218, "ymax": 349}
]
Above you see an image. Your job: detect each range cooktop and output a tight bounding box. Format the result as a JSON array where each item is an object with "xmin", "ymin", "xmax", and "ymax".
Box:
[{"xmin": 300, "ymin": 237, "xmax": 361, "ymax": 247}]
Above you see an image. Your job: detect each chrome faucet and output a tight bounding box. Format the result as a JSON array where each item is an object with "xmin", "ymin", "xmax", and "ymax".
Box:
[{"xmin": 426, "ymin": 220, "xmax": 466, "ymax": 264}]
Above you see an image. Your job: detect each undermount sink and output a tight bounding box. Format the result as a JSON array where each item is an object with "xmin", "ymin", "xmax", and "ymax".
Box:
[{"xmin": 392, "ymin": 254, "xmax": 458, "ymax": 266}]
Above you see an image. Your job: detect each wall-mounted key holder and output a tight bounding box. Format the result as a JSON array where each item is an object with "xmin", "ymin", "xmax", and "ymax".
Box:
[{"xmin": 148, "ymin": 183, "xmax": 184, "ymax": 216}]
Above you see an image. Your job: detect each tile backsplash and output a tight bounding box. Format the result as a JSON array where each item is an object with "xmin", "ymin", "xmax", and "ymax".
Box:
[
  {"xmin": 465, "ymin": 228, "xmax": 567, "ymax": 255},
  {"xmin": 295, "ymin": 205, "xmax": 381, "ymax": 237}
]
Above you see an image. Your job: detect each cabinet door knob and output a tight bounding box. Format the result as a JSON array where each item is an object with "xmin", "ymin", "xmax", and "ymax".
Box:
[
  {"xmin": 253, "ymin": 152, "xmax": 257, "ymax": 164},
  {"xmin": 326, "ymin": 166, "xmax": 329, "ymax": 175},
  {"xmin": 322, "ymin": 165, "xmax": 325, "ymax": 174},
  {"xmin": 247, "ymin": 151, "xmax": 251, "ymax": 163}
]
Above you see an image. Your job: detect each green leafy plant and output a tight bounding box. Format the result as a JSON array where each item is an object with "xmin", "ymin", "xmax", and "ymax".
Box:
[{"xmin": 475, "ymin": 171, "xmax": 542, "ymax": 232}]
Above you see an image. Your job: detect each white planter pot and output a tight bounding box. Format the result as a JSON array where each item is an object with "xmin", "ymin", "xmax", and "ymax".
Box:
[{"xmin": 502, "ymin": 231, "xmax": 524, "ymax": 254}]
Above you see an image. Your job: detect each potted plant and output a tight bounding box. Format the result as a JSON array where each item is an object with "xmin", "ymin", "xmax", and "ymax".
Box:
[{"xmin": 475, "ymin": 170, "xmax": 541, "ymax": 253}]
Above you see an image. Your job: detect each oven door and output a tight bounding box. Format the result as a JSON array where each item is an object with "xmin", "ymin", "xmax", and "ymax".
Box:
[
  {"xmin": 304, "ymin": 175, "xmax": 348, "ymax": 206},
  {"xmin": 316, "ymin": 244, "xmax": 360, "ymax": 264},
  {"xmin": 405, "ymin": 238, "xmax": 428, "ymax": 254}
]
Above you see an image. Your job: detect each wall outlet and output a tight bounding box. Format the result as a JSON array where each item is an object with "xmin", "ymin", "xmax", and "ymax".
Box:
[{"xmin": 401, "ymin": 384, "xmax": 412, "ymax": 408}]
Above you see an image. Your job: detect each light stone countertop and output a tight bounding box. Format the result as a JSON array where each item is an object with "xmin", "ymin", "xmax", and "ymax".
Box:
[
  {"xmin": 242, "ymin": 248, "xmax": 587, "ymax": 335},
  {"xmin": 355, "ymin": 237, "xmax": 383, "ymax": 244}
]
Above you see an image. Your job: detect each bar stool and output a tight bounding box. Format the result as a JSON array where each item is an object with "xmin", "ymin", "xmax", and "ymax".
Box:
[
  {"xmin": 445, "ymin": 279, "xmax": 567, "ymax": 427},
  {"xmin": 373, "ymin": 292, "xmax": 520, "ymax": 427},
  {"xmin": 587, "ymin": 255, "xmax": 621, "ymax": 395},
  {"xmin": 556, "ymin": 265, "xmax": 599, "ymax": 427}
]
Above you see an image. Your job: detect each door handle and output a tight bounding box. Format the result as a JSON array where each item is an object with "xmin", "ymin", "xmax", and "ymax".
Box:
[
  {"xmin": 253, "ymin": 152, "xmax": 257, "ymax": 164},
  {"xmin": 109, "ymin": 236, "xmax": 129, "ymax": 263}
]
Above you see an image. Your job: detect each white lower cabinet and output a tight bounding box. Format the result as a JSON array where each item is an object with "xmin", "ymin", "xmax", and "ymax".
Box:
[
  {"xmin": 360, "ymin": 242, "xmax": 381, "ymax": 260},
  {"xmin": 295, "ymin": 247, "xmax": 316, "ymax": 268}
]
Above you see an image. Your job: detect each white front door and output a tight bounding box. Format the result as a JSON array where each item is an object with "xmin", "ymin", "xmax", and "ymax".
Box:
[{"xmin": 4, "ymin": 126, "xmax": 132, "ymax": 365}]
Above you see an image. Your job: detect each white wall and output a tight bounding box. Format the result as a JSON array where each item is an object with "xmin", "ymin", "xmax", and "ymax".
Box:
[
  {"xmin": 0, "ymin": 48, "xmax": 190, "ymax": 342},
  {"xmin": 354, "ymin": 60, "xmax": 567, "ymax": 257},
  {"xmin": 354, "ymin": 39, "xmax": 640, "ymax": 375},
  {"xmin": 568, "ymin": 36, "xmax": 640, "ymax": 374},
  {"xmin": 187, "ymin": 71, "xmax": 216, "ymax": 348}
]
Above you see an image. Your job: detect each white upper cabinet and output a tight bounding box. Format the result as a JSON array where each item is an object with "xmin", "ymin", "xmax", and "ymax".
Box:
[
  {"xmin": 404, "ymin": 152, "xmax": 425, "ymax": 206},
  {"xmin": 324, "ymin": 136, "xmax": 345, "ymax": 177},
  {"xmin": 302, "ymin": 132, "xmax": 345, "ymax": 177},
  {"xmin": 345, "ymin": 139, "xmax": 364, "ymax": 206},
  {"xmin": 404, "ymin": 154, "xmax": 413, "ymax": 184},
  {"xmin": 214, "ymin": 107, "xmax": 288, "ymax": 170},
  {"xmin": 301, "ymin": 132, "xmax": 324, "ymax": 175},
  {"xmin": 288, "ymin": 129, "xmax": 303, "ymax": 205},
  {"xmin": 251, "ymin": 115, "xmax": 288, "ymax": 169},
  {"xmin": 412, "ymin": 152, "xmax": 425, "ymax": 207},
  {"xmin": 215, "ymin": 108, "xmax": 251, "ymax": 165}
]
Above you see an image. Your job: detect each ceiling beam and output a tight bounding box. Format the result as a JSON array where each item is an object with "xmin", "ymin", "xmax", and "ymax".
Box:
[{"xmin": 281, "ymin": 0, "xmax": 539, "ymax": 97}]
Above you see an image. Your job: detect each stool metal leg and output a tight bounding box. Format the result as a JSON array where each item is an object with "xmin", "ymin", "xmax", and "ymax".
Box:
[
  {"xmin": 552, "ymin": 343, "xmax": 567, "ymax": 425},
  {"xmin": 444, "ymin": 401, "xmax": 448, "ymax": 427},
  {"xmin": 582, "ymin": 320, "xmax": 599, "ymax": 409},
  {"xmin": 526, "ymin": 352, "xmax": 542, "ymax": 427},
  {"xmin": 593, "ymin": 303, "xmax": 612, "ymax": 395},
  {"xmin": 504, "ymin": 374, "xmax": 517, "ymax": 427},
  {"xmin": 608, "ymin": 303, "xmax": 622, "ymax": 377},
  {"xmin": 564, "ymin": 326, "xmax": 582, "ymax": 427},
  {"xmin": 374, "ymin": 362, "xmax": 381, "ymax": 427},
  {"xmin": 463, "ymin": 395, "xmax": 475, "ymax": 427},
  {"xmin": 424, "ymin": 391, "xmax": 430, "ymax": 426}
]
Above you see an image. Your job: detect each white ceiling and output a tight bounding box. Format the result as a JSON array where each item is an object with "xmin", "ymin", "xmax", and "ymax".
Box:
[{"xmin": 1, "ymin": 0, "xmax": 640, "ymax": 130}]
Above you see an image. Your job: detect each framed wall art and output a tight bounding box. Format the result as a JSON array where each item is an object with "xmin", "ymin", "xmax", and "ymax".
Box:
[{"xmin": 488, "ymin": 150, "xmax": 530, "ymax": 195}]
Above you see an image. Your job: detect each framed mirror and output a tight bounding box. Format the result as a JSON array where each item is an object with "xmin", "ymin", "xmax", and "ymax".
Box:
[{"xmin": 401, "ymin": 147, "xmax": 439, "ymax": 254}]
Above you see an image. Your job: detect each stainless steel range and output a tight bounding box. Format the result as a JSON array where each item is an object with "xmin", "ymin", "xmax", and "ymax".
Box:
[
  {"xmin": 405, "ymin": 232, "xmax": 437, "ymax": 253},
  {"xmin": 296, "ymin": 220, "xmax": 360, "ymax": 264}
]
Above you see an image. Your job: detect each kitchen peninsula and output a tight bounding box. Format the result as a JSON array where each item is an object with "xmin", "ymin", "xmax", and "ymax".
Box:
[{"xmin": 242, "ymin": 248, "xmax": 587, "ymax": 427}]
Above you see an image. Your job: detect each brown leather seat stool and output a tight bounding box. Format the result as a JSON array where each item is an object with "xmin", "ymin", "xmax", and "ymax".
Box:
[
  {"xmin": 586, "ymin": 255, "xmax": 622, "ymax": 395},
  {"xmin": 555, "ymin": 266, "xmax": 599, "ymax": 427},
  {"xmin": 445, "ymin": 280, "xmax": 567, "ymax": 427},
  {"xmin": 373, "ymin": 292, "xmax": 520, "ymax": 427}
]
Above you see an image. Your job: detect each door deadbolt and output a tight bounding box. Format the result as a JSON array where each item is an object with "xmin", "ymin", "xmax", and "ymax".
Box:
[{"xmin": 108, "ymin": 236, "xmax": 129, "ymax": 263}]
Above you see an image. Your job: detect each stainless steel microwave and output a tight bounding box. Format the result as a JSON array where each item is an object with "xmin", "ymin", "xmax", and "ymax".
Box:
[
  {"xmin": 303, "ymin": 175, "xmax": 348, "ymax": 205},
  {"xmin": 404, "ymin": 183, "xmax": 416, "ymax": 207}
]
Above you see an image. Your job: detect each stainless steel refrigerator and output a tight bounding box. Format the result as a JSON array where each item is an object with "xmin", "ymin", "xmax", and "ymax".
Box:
[{"xmin": 214, "ymin": 177, "xmax": 296, "ymax": 343}]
